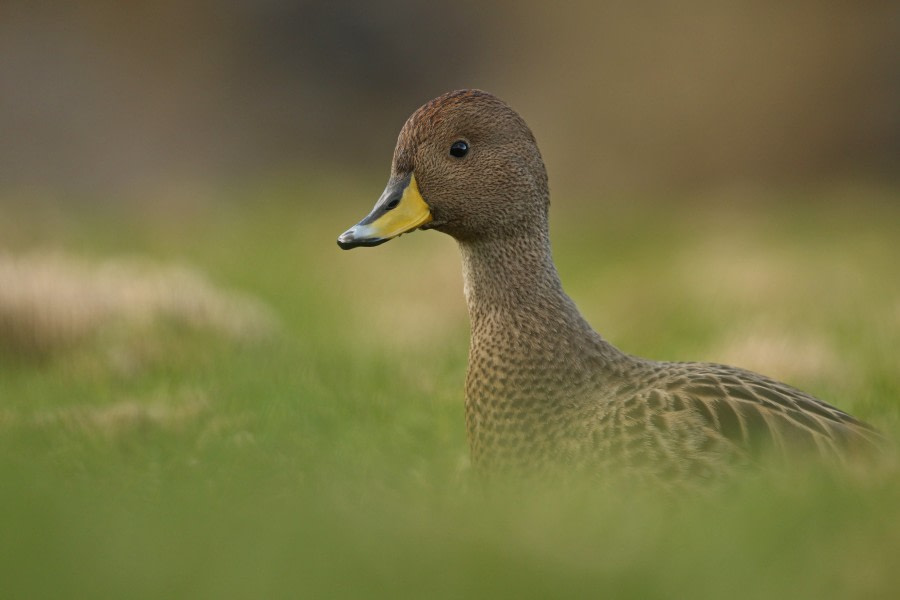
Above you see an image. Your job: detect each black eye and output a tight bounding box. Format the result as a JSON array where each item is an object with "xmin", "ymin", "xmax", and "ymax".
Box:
[{"xmin": 449, "ymin": 140, "xmax": 469, "ymax": 158}]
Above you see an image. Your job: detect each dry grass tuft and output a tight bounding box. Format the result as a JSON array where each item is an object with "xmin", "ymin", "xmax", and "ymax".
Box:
[
  {"xmin": 30, "ymin": 389, "xmax": 210, "ymax": 438},
  {"xmin": 0, "ymin": 251, "xmax": 278, "ymax": 357},
  {"xmin": 710, "ymin": 319, "xmax": 846, "ymax": 385}
]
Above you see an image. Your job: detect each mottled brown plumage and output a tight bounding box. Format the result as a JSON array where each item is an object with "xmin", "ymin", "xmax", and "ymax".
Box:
[{"xmin": 340, "ymin": 89, "xmax": 882, "ymax": 481}]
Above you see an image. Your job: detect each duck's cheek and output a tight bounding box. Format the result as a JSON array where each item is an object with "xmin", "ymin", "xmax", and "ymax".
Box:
[
  {"xmin": 417, "ymin": 201, "xmax": 451, "ymax": 231},
  {"xmin": 337, "ymin": 174, "xmax": 433, "ymax": 249}
]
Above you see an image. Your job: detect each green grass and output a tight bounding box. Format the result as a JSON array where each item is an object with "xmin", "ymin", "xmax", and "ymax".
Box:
[{"xmin": 1, "ymin": 177, "xmax": 898, "ymax": 599}]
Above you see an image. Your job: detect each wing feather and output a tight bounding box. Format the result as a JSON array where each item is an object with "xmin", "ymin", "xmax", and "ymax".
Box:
[{"xmin": 651, "ymin": 362, "xmax": 883, "ymax": 460}]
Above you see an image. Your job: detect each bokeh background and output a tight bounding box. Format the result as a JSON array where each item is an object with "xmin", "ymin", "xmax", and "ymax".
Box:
[
  {"xmin": 2, "ymin": 2, "xmax": 899, "ymax": 599},
  {"xmin": 3, "ymin": 0, "xmax": 898, "ymax": 198}
]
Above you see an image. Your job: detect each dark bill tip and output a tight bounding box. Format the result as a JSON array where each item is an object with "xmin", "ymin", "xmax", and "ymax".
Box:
[{"xmin": 336, "ymin": 229, "xmax": 391, "ymax": 250}]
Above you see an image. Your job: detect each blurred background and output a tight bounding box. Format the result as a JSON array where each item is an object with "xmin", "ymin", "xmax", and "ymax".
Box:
[
  {"xmin": 2, "ymin": 3, "xmax": 900, "ymax": 598},
  {"xmin": 2, "ymin": 0, "xmax": 897, "ymax": 200}
]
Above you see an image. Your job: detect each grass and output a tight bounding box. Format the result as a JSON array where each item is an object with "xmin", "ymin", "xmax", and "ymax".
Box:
[{"xmin": 1, "ymin": 176, "xmax": 898, "ymax": 599}]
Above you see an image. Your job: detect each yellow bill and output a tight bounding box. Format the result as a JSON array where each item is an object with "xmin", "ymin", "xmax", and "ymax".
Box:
[{"xmin": 337, "ymin": 174, "xmax": 433, "ymax": 249}]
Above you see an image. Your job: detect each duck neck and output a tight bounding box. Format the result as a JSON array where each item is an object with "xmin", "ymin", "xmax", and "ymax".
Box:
[{"xmin": 457, "ymin": 225, "xmax": 598, "ymax": 344}]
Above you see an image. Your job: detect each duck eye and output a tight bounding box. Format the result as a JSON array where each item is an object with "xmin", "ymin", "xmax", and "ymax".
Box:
[{"xmin": 449, "ymin": 140, "xmax": 469, "ymax": 158}]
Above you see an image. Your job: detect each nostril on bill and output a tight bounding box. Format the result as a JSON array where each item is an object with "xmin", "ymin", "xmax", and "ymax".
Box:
[{"xmin": 384, "ymin": 192, "xmax": 401, "ymax": 211}]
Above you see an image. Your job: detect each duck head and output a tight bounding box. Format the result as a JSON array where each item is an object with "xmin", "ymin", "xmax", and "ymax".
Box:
[{"xmin": 337, "ymin": 89, "xmax": 549, "ymax": 249}]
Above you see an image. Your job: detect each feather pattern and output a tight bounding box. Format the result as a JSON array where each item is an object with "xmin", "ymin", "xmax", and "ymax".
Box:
[{"xmin": 341, "ymin": 89, "xmax": 882, "ymax": 481}]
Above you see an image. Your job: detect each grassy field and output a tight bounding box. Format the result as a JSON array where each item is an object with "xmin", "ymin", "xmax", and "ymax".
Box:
[{"xmin": 1, "ymin": 176, "xmax": 898, "ymax": 599}]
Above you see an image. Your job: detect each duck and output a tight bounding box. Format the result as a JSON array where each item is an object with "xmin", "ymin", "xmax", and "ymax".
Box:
[{"xmin": 337, "ymin": 89, "xmax": 881, "ymax": 481}]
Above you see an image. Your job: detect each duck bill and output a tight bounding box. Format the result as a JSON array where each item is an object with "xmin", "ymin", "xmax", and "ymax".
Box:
[{"xmin": 337, "ymin": 174, "xmax": 433, "ymax": 249}]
